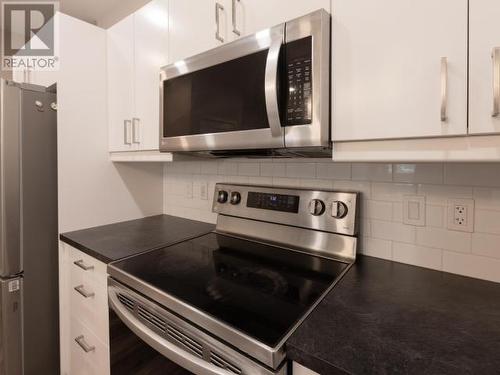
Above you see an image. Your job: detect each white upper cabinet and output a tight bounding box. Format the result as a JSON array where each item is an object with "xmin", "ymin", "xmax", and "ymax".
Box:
[
  {"xmin": 134, "ymin": 0, "xmax": 169, "ymax": 150},
  {"xmin": 168, "ymin": 0, "xmax": 330, "ymax": 63},
  {"xmin": 107, "ymin": 14, "xmax": 135, "ymax": 152},
  {"xmin": 469, "ymin": 0, "xmax": 500, "ymax": 134},
  {"xmin": 107, "ymin": 0, "xmax": 168, "ymax": 152},
  {"xmin": 168, "ymin": 0, "xmax": 217, "ymax": 63},
  {"xmin": 232, "ymin": 0, "xmax": 330, "ymax": 38},
  {"xmin": 332, "ymin": 0, "xmax": 468, "ymax": 141}
]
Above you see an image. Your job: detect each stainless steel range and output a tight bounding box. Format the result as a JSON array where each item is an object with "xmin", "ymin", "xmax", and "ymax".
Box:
[{"xmin": 107, "ymin": 184, "xmax": 359, "ymax": 374}]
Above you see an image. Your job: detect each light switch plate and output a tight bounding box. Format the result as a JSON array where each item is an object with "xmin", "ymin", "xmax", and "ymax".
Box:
[
  {"xmin": 403, "ymin": 195, "xmax": 426, "ymax": 226},
  {"xmin": 199, "ymin": 182, "xmax": 208, "ymax": 200},
  {"xmin": 447, "ymin": 198, "xmax": 474, "ymax": 232}
]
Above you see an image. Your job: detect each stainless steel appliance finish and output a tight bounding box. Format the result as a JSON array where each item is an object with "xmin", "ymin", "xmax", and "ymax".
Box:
[
  {"xmin": 159, "ymin": 10, "xmax": 331, "ymax": 157},
  {"xmin": 109, "ymin": 278, "xmax": 286, "ymax": 375},
  {"xmin": 108, "ymin": 184, "xmax": 358, "ymax": 374},
  {"xmin": 0, "ymin": 80, "xmax": 59, "ymax": 375}
]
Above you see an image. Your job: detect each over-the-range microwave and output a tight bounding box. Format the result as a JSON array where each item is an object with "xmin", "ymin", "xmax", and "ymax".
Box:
[{"xmin": 159, "ymin": 9, "xmax": 330, "ymax": 158}]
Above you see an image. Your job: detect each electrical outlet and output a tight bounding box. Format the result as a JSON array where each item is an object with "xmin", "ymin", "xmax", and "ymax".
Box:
[{"xmin": 447, "ymin": 198, "xmax": 474, "ymax": 232}]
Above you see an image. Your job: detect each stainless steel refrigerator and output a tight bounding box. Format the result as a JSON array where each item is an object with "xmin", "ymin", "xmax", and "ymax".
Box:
[{"xmin": 0, "ymin": 80, "xmax": 59, "ymax": 374}]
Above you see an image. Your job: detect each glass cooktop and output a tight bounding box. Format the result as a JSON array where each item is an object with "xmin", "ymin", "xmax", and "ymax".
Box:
[{"xmin": 110, "ymin": 232, "xmax": 349, "ymax": 348}]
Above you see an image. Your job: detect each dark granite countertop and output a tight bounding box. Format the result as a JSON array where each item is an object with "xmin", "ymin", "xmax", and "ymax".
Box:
[
  {"xmin": 60, "ymin": 215, "xmax": 214, "ymax": 263},
  {"xmin": 287, "ymin": 255, "xmax": 500, "ymax": 375}
]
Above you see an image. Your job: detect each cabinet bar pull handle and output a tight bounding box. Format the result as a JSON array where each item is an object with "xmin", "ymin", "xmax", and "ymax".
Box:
[
  {"xmin": 231, "ymin": 0, "xmax": 241, "ymax": 36},
  {"xmin": 492, "ymin": 47, "xmax": 500, "ymax": 117},
  {"xmin": 73, "ymin": 259, "xmax": 94, "ymax": 271},
  {"xmin": 132, "ymin": 117, "xmax": 141, "ymax": 143},
  {"xmin": 440, "ymin": 57, "xmax": 448, "ymax": 122},
  {"xmin": 74, "ymin": 285, "xmax": 95, "ymax": 298},
  {"xmin": 124, "ymin": 120, "xmax": 132, "ymax": 145},
  {"xmin": 75, "ymin": 335, "xmax": 95, "ymax": 353},
  {"xmin": 215, "ymin": 3, "xmax": 224, "ymax": 43}
]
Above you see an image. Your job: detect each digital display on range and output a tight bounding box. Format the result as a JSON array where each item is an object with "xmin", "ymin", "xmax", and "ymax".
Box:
[{"xmin": 247, "ymin": 192, "xmax": 300, "ymax": 213}]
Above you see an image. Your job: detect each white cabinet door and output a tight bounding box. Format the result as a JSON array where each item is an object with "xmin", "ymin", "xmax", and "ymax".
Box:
[
  {"xmin": 469, "ymin": 0, "xmax": 500, "ymax": 134},
  {"xmin": 134, "ymin": 0, "xmax": 169, "ymax": 150},
  {"xmin": 239, "ymin": 0, "xmax": 330, "ymax": 38},
  {"xmin": 168, "ymin": 0, "xmax": 218, "ymax": 63},
  {"xmin": 332, "ymin": 0, "xmax": 468, "ymax": 141},
  {"xmin": 107, "ymin": 14, "xmax": 135, "ymax": 152}
]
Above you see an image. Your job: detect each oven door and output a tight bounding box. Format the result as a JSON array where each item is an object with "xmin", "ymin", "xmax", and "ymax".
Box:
[
  {"xmin": 160, "ymin": 24, "xmax": 285, "ymax": 152},
  {"xmin": 108, "ymin": 279, "xmax": 286, "ymax": 375}
]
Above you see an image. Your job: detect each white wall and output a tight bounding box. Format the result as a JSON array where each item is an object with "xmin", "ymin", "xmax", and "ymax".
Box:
[
  {"xmin": 32, "ymin": 13, "xmax": 164, "ymax": 233},
  {"xmin": 164, "ymin": 160, "xmax": 500, "ymax": 284}
]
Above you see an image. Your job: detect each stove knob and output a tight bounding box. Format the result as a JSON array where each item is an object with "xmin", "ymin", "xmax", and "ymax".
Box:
[
  {"xmin": 309, "ymin": 199, "xmax": 325, "ymax": 216},
  {"xmin": 332, "ymin": 201, "xmax": 348, "ymax": 219},
  {"xmin": 230, "ymin": 191, "xmax": 241, "ymax": 205},
  {"xmin": 217, "ymin": 190, "xmax": 228, "ymax": 203}
]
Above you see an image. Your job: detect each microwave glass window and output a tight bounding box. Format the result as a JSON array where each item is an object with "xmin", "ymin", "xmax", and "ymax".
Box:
[
  {"xmin": 284, "ymin": 36, "xmax": 312, "ymax": 126},
  {"xmin": 163, "ymin": 50, "xmax": 270, "ymax": 138}
]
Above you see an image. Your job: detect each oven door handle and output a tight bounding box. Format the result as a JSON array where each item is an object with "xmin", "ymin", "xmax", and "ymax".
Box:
[
  {"xmin": 108, "ymin": 291, "xmax": 235, "ymax": 375},
  {"xmin": 265, "ymin": 25, "xmax": 285, "ymax": 138}
]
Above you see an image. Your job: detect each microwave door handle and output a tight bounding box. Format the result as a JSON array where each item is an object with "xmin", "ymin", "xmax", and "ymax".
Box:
[
  {"xmin": 265, "ymin": 29, "xmax": 284, "ymax": 137},
  {"xmin": 108, "ymin": 291, "xmax": 234, "ymax": 375}
]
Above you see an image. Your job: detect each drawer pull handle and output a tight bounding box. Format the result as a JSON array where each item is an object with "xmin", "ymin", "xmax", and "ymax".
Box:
[
  {"xmin": 74, "ymin": 285, "xmax": 95, "ymax": 298},
  {"xmin": 73, "ymin": 259, "xmax": 94, "ymax": 271},
  {"xmin": 75, "ymin": 335, "xmax": 95, "ymax": 353}
]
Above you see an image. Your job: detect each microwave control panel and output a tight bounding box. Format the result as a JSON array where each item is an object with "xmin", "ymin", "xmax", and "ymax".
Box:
[{"xmin": 285, "ymin": 36, "xmax": 313, "ymax": 126}]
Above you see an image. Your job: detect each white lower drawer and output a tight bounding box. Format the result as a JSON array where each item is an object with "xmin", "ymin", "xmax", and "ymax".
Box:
[{"xmin": 69, "ymin": 317, "xmax": 110, "ymax": 375}]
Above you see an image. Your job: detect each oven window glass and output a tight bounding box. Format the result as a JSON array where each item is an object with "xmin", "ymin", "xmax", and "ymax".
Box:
[{"xmin": 163, "ymin": 49, "xmax": 270, "ymax": 137}]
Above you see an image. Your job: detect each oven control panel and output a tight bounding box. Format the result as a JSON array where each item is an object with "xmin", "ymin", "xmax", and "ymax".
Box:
[
  {"xmin": 285, "ymin": 36, "xmax": 313, "ymax": 126},
  {"xmin": 213, "ymin": 183, "xmax": 359, "ymax": 236}
]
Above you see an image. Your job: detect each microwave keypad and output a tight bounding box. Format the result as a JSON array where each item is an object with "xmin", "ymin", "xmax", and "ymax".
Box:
[{"xmin": 285, "ymin": 37, "xmax": 313, "ymax": 126}]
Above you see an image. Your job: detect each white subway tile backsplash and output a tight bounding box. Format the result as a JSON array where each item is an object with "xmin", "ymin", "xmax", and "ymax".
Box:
[
  {"xmin": 316, "ymin": 163, "xmax": 351, "ymax": 180},
  {"xmin": 372, "ymin": 220, "xmax": 416, "ymax": 244},
  {"xmin": 299, "ymin": 179, "xmax": 333, "ymax": 190},
  {"xmin": 286, "ymin": 163, "xmax": 316, "ymax": 178},
  {"xmin": 393, "ymin": 164, "xmax": 444, "ymax": 184},
  {"xmin": 333, "ymin": 180, "xmax": 371, "ymax": 199},
  {"xmin": 352, "ymin": 163, "xmax": 392, "ymax": 182},
  {"xmin": 416, "ymin": 227, "xmax": 471, "ymax": 253},
  {"xmin": 425, "ymin": 205, "xmax": 445, "ymax": 228},
  {"xmin": 392, "ymin": 202, "xmax": 403, "ymax": 223},
  {"xmin": 392, "ymin": 242, "xmax": 442, "ymax": 271},
  {"xmin": 260, "ymin": 162, "xmax": 286, "ymax": 177},
  {"xmin": 359, "ymin": 237, "xmax": 392, "ymax": 260},
  {"xmin": 163, "ymin": 160, "xmax": 500, "ymax": 284},
  {"xmin": 475, "ymin": 209, "xmax": 500, "ymax": 235},
  {"xmin": 472, "ymin": 233, "xmax": 500, "ymax": 259},
  {"xmin": 200, "ymin": 161, "xmax": 219, "ymax": 175},
  {"xmin": 372, "ymin": 183, "xmax": 417, "ymax": 202},
  {"xmin": 417, "ymin": 184, "xmax": 472, "ymax": 205},
  {"xmin": 237, "ymin": 163, "xmax": 260, "ymax": 176},
  {"xmin": 217, "ymin": 161, "xmax": 238, "ymax": 175},
  {"xmin": 473, "ymin": 188, "xmax": 500, "ymax": 211},
  {"xmin": 364, "ymin": 200, "xmax": 393, "ymax": 221},
  {"xmin": 443, "ymin": 251, "xmax": 500, "ymax": 283},
  {"xmin": 445, "ymin": 163, "xmax": 500, "ymax": 187}
]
